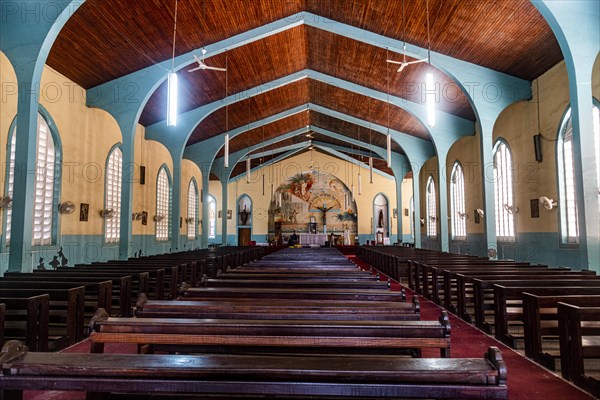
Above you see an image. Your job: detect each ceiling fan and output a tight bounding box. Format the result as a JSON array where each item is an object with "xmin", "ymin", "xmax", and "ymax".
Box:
[
  {"xmin": 188, "ymin": 48, "xmax": 227, "ymax": 72},
  {"xmin": 386, "ymin": 45, "xmax": 429, "ymax": 72}
]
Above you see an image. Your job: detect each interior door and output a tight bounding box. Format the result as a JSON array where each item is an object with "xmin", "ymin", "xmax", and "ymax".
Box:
[{"xmin": 238, "ymin": 228, "xmax": 251, "ymax": 246}]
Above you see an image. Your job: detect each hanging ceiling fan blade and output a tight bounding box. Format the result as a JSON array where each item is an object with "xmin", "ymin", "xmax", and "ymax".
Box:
[
  {"xmin": 398, "ymin": 63, "xmax": 408, "ymax": 72},
  {"xmin": 188, "ymin": 66, "xmax": 202, "ymax": 72},
  {"xmin": 204, "ymin": 66, "xmax": 227, "ymax": 72},
  {"xmin": 386, "ymin": 59, "xmax": 403, "ymax": 65},
  {"xmin": 406, "ymin": 58, "xmax": 429, "ymax": 65}
]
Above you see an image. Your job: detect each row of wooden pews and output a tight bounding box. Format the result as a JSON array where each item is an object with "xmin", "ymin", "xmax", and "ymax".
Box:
[
  {"xmin": 0, "ymin": 246, "xmax": 265, "ymax": 353},
  {"xmin": 359, "ymin": 246, "xmax": 600, "ymax": 397},
  {"xmin": 0, "ymin": 246, "xmax": 509, "ymax": 399}
]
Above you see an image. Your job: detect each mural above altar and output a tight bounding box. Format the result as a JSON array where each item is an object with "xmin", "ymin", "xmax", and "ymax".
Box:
[{"xmin": 269, "ymin": 170, "xmax": 358, "ymax": 242}]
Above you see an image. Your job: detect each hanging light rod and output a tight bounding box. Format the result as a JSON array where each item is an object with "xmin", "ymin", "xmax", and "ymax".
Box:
[{"xmin": 166, "ymin": 0, "xmax": 179, "ymax": 127}]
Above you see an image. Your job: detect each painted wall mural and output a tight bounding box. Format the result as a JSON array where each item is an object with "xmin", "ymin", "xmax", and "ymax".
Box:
[{"xmin": 269, "ymin": 170, "xmax": 358, "ymax": 241}]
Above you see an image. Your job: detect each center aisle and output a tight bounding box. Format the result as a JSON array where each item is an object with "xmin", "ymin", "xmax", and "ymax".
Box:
[{"xmin": 348, "ymin": 255, "xmax": 594, "ymax": 400}]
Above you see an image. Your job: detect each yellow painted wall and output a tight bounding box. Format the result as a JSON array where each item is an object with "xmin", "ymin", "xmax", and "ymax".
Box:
[
  {"xmin": 494, "ymin": 61, "xmax": 570, "ymax": 233},
  {"xmin": 226, "ymin": 151, "xmax": 398, "ymax": 240},
  {"xmin": 401, "ymin": 176, "xmax": 414, "ymax": 236},
  {"xmin": 446, "ymin": 134, "xmax": 484, "ymax": 235},
  {"xmin": 419, "ymin": 156, "xmax": 439, "ymax": 235},
  {"xmin": 0, "ymin": 52, "xmax": 181, "ymax": 249},
  {"xmin": 180, "ymin": 159, "xmax": 203, "ymax": 239},
  {"xmin": 132, "ymin": 134, "xmax": 174, "ymax": 238}
]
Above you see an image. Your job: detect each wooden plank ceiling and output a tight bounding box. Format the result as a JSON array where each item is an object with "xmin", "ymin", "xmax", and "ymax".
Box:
[{"xmin": 46, "ymin": 0, "xmax": 563, "ymax": 179}]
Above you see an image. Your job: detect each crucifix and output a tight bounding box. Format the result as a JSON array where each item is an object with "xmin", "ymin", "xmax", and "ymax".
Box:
[{"xmin": 316, "ymin": 203, "xmax": 334, "ymax": 233}]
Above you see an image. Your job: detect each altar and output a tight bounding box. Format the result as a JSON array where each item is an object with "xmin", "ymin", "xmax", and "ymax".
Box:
[{"xmin": 299, "ymin": 233, "xmax": 327, "ymax": 246}]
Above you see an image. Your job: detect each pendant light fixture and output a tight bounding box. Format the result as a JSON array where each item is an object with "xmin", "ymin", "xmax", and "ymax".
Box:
[
  {"xmin": 425, "ymin": 0, "xmax": 436, "ymax": 128},
  {"xmin": 224, "ymin": 54, "xmax": 229, "ymax": 167},
  {"xmin": 386, "ymin": 48, "xmax": 392, "ymax": 168},
  {"xmin": 246, "ymin": 157, "xmax": 251, "ymax": 183},
  {"xmin": 357, "ymin": 125, "xmax": 362, "ymax": 195},
  {"xmin": 166, "ymin": 0, "xmax": 179, "ymax": 127},
  {"xmin": 368, "ymin": 97, "xmax": 373, "ymax": 184}
]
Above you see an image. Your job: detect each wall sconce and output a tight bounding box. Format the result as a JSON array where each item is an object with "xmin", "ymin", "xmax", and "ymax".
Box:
[
  {"xmin": 185, "ymin": 217, "xmax": 195, "ymax": 224},
  {"xmin": 503, "ymin": 204, "xmax": 519, "ymax": 214},
  {"xmin": 132, "ymin": 211, "xmax": 145, "ymax": 221},
  {"xmin": 539, "ymin": 196, "xmax": 558, "ymax": 211},
  {"xmin": 58, "ymin": 201, "xmax": 76, "ymax": 215},
  {"xmin": 476, "ymin": 208, "xmax": 485, "ymax": 217},
  {"xmin": 458, "ymin": 212, "xmax": 468, "ymax": 220},
  {"xmin": 0, "ymin": 196, "xmax": 12, "ymax": 209},
  {"xmin": 154, "ymin": 215, "xmax": 165, "ymax": 223},
  {"xmin": 429, "ymin": 216, "xmax": 438, "ymax": 222},
  {"xmin": 419, "ymin": 218, "xmax": 425, "ymax": 226},
  {"xmin": 100, "ymin": 209, "xmax": 116, "ymax": 219}
]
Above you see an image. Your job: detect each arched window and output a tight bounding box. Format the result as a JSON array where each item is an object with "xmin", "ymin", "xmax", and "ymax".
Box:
[
  {"xmin": 557, "ymin": 103, "xmax": 600, "ymax": 244},
  {"xmin": 426, "ymin": 176, "xmax": 437, "ymax": 237},
  {"xmin": 5, "ymin": 112, "xmax": 59, "ymax": 246},
  {"xmin": 493, "ymin": 140, "xmax": 515, "ymax": 240},
  {"xmin": 187, "ymin": 179, "xmax": 198, "ymax": 240},
  {"xmin": 105, "ymin": 146, "xmax": 123, "ymax": 244},
  {"xmin": 208, "ymin": 195, "xmax": 217, "ymax": 239},
  {"xmin": 156, "ymin": 167, "xmax": 171, "ymax": 241},
  {"xmin": 450, "ymin": 162, "xmax": 467, "ymax": 240}
]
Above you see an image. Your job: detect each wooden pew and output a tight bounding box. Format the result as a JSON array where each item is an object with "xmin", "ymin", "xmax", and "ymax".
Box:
[
  {"xmin": 557, "ymin": 303, "xmax": 600, "ymax": 397},
  {"xmin": 493, "ymin": 285, "xmax": 600, "ymax": 348},
  {"xmin": 470, "ymin": 278, "xmax": 600, "ymax": 332},
  {"xmin": 0, "ymin": 341, "xmax": 508, "ymax": 400},
  {"xmin": 21, "ymin": 270, "xmax": 144, "ymax": 317},
  {"xmin": 439, "ymin": 267, "xmax": 577, "ymax": 311},
  {"xmin": 182, "ymin": 286, "xmax": 406, "ymax": 302},
  {"xmin": 1, "ymin": 274, "xmax": 129, "ymax": 317},
  {"xmin": 454, "ymin": 272, "xmax": 595, "ymax": 323},
  {"xmin": 0, "ymin": 303, "xmax": 4, "ymax": 347},
  {"xmin": 522, "ymin": 292, "xmax": 600, "ymax": 369},
  {"xmin": 71, "ymin": 265, "xmax": 163, "ymax": 299},
  {"xmin": 0, "ymin": 296, "xmax": 49, "ymax": 351},
  {"xmin": 201, "ymin": 278, "xmax": 390, "ymax": 290},
  {"xmin": 135, "ymin": 293, "xmax": 421, "ymax": 321},
  {"xmin": 89, "ymin": 308, "xmax": 451, "ymax": 357},
  {"xmin": 0, "ymin": 287, "xmax": 84, "ymax": 350},
  {"xmin": 0, "ymin": 280, "xmax": 111, "ymax": 318}
]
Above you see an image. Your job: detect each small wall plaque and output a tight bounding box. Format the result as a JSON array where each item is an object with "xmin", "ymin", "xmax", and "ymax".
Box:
[
  {"xmin": 530, "ymin": 198, "xmax": 540, "ymax": 218},
  {"xmin": 79, "ymin": 203, "xmax": 89, "ymax": 221}
]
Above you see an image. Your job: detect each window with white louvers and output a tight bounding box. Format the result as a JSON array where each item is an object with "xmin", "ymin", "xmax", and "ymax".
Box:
[
  {"xmin": 156, "ymin": 167, "xmax": 171, "ymax": 241},
  {"xmin": 208, "ymin": 196, "xmax": 216, "ymax": 239},
  {"xmin": 426, "ymin": 176, "xmax": 437, "ymax": 238},
  {"xmin": 450, "ymin": 162, "xmax": 467, "ymax": 240},
  {"xmin": 187, "ymin": 180, "xmax": 198, "ymax": 240},
  {"xmin": 5, "ymin": 114, "xmax": 56, "ymax": 246},
  {"xmin": 493, "ymin": 140, "xmax": 515, "ymax": 241},
  {"xmin": 105, "ymin": 147, "xmax": 123, "ymax": 243}
]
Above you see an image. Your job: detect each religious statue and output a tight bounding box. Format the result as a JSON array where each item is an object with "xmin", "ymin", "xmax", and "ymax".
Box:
[
  {"xmin": 378, "ymin": 209, "xmax": 385, "ymax": 228},
  {"xmin": 289, "ymin": 208, "xmax": 298, "ymax": 223},
  {"xmin": 58, "ymin": 246, "xmax": 68, "ymax": 267},
  {"xmin": 37, "ymin": 257, "xmax": 46, "ymax": 271},
  {"xmin": 316, "ymin": 203, "xmax": 334, "ymax": 225},
  {"xmin": 239, "ymin": 205, "xmax": 251, "ymax": 226}
]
